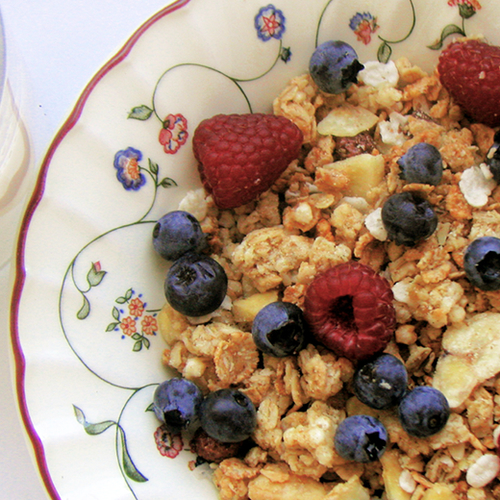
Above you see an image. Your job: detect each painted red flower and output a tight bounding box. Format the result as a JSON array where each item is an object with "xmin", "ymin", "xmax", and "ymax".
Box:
[
  {"xmin": 129, "ymin": 297, "xmax": 144, "ymax": 318},
  {"xmin": 159, "ymin": 113, "xmax": 188, "ymax": 154},
  {"xmin": 154, "ymin": 425, "xmax": 183, "ymax": 458},
  {"xmin": 120, "ymin": 316, "xmax": 137, "ymax": 336},
  {"xmin": 448, "ymin": 0, "xmax": 481, "ymax": 8},
  {"xmin": 141, "ymin": 315, "xmax": 158, "ymax": 336},
  {"xmin": 448, "ymin": 0, "xmax": 481, "ymax": 17}
]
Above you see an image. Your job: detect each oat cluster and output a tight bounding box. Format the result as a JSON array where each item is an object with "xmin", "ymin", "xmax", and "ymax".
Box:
[{"xmin": 159, "ymin": 57, "xmax": 500, "ymax": 500}]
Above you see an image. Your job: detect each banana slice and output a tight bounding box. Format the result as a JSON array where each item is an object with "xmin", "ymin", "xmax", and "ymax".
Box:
[
  {"xmin": 433, "ymin": 312, "xmax": 500, "ymax": 408},
  {"xmin": 322, "ymin": 154, "xmax": 385, "ymax": 199},
  {"xmin": 317, "ymin": 103, "xmax": 379, "ymax": 137}
]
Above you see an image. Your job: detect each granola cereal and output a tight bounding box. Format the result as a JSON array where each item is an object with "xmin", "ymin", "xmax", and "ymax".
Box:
[{"xmin": 159, "ymin": 55, "xmax": 500, "ymax": 499}]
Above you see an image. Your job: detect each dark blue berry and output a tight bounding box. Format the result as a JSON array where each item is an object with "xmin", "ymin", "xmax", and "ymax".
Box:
[
  {"xmin": 252, "ymin": 301, "xmax": 308, "ymax": 357},
  {"xmin": 334, "ymin": 415, "xmax": 387, "ymax": 462},
  {"xmin": 398, "ymin": 143, "xmax": 443, "ymax": 186},
  {"xmin": 200, "ymin": 389, "xmax": 256, "ymax": 443},
  {"xmin": 153, "ymin": 378, "xmax": 203, "ymax": 434},
  {"xmin": 165, "ymin": 252, "xmax": 227, "ymax": 317},
  {"xmin": 353, "ymin": 353, "xmax": 408, "ymax": 410},
  {"xmin": 398, "ymin": 386, "xmax": 450, "ymax": 438},
  {"xmin": 381, "ymin": 191, "xmax": 438, "ymax": 246},
  {"xmin": 153, "ymin": 210, "xmax": 206, "ymax": 261},
  {"xmin": 309, "ymin": 40, "xmax": 364, "ymax": 94},
  {"xmin": 464, "ymin": 236, "xmax": 500, "ymax": 291},
  {"xmin": 486, "ymin": 130, "xmax": 500, "ymax": 183}
]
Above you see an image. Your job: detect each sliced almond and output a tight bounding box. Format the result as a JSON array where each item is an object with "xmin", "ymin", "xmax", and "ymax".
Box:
[{"xmin": 433, "ymin": 312, "xmax": 500, "ymax": 408}]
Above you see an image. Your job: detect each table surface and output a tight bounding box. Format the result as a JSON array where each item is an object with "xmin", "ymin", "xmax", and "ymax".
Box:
[{"xmin": 0, "ymin": 2, "xmax": 174, "ymax": 498}]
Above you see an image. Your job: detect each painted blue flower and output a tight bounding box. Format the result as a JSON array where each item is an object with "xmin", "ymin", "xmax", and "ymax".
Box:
[
  {"xmin": 114, "ymin": 147, "xmax": 146, "ymax": 191},
  {"xmin": 349, "ymin": 12, "xmax": 379, "ymax": 45},
  {"xmin": 255, "ymin": 5, "xmax": 286, "ymax": 41}
]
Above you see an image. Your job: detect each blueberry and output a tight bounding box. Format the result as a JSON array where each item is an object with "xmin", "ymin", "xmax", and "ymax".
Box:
[
  {"xmin": 309, "ymin": 40, "xmax": 364, "ymax": 94},
  {"xmin": 153, "ymin": 378, "xmax": 203, "ymax": 434},
  {"xmin": 398, "ymin": 143, "xmax": 443, "ymax": 186},
  {"xmin": 353, "ymin": 353, "xmax": 408, "ymax": 410},
  {"xmin": 334, "ymin": 415, "xmax": 387, "ymax": 462},
  {"xmin": 464, "ymin": 236, "xmax": 500, "ymax": 291},
  {"xmin": 381, "ymin": 191, "xmax": 438, "ymax": 246},
  {"xmin": 153, "ymin": 210, "xmax": 206, "ymax": 261},
  {"xmin": 252, "ymin": 301, "xmax": 308, "ymax": 357},
  {"xmin": 165, "ymin": 252, "xmax": 228, "ymax": 317},
  {"xmin": 486, "ymin": 129, "xmax": 500, "ymax": 183},
  {"xmin": 200, "ymin": 389, "xmax": 257, "ymax": 443},
  {"xmin": 398, "ymin": 386, "xmax": 450, "ymax": 438}
]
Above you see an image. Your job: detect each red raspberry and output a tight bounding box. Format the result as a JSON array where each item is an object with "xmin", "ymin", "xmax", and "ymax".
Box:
[
  {"xmin": 192, "ymin": 113, "xmax": 303, "ymax": 209},
  {"xmin": 438, "ymin": 39, "xmax": 500, "ymax": 127},
  {"xmin": 304, "ymin": 261, "xmax": 396, "ymax": 361}
]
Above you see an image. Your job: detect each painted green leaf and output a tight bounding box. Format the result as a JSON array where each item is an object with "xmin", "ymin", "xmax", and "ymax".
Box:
[
  {"xmin": 77, "ymin": 295, "xmax": 90, "ymax": 320},
  {"xmin": 148, "ymin": 159, "xmax": 159, "ymax": 175},
  {"xmin": 112, "ymin": 306, "xmax": 120, "ymax": 320},
  {"xmin": 280, "ymin": 46, "xmax": 292, "ymax": 63},
  {"xmin": 106, "ymin": 321, "xmax": 120, "ymax": 332},
  {"xmin": 133, "ymin": 340, "xmax": 143, "ymax": 352},
  {"xmin": 128, "ymin": 105, "xmax": 153, "ymax": 121},
  {"xmin": 131, "ymin": 333, "xmax": 142, "ymax": 341},
  {"xmin": 73, "ymin": 405, "xmax": 116, "ymax": 435},
  {"xmin": 428, "ymin": 24, "xmax": 465, "ymax": 50},
  {"xmin": 160, "ymin": 177, "xmax": 178, "ymax": 188},
  {"xmin": 143, "ymin": 337, "xmax": 151, "ymax": 349},
  {"xmin": 145, "ymin": 402, "xmax": 154, "ymax": 413},
  {"xmin": 87, "ymin": 263, "xmax": 106, "ymax": 287},
  {"xmin": 118, "ymin": 427, "xmax": 148, "ymax": 483},
  {"xmin": 125, "ymin": 288, "xmax": 133, "ymax": 301},
  {"xmin": 377, "ymin": 41, "xmax": 392, "ymax": 64}
]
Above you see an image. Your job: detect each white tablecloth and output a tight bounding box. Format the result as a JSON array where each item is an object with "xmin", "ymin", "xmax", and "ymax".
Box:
[{"xmin": 0, "ymin": 2, "xmax": 173, "ymax": 498}]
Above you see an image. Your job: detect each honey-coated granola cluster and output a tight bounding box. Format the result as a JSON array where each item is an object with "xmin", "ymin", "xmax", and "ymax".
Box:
[{"xmin": 158, "ymin": 57, "xmax": 500, "ymax": 500}]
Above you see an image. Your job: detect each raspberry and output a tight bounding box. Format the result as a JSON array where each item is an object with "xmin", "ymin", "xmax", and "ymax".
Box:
[
  {"xmin": 192, "ymin": 113, "xmax": 303, "ymax": 209},
  {"xmin": 304, "ymin": 261, "xmax": 396, "ymax": 361},
  {"xmin": 438, "ymin": 39, "xmax": 500, "ymax": 127}
]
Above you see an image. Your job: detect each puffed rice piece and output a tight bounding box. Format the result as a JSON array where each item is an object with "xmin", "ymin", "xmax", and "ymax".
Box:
[
  {"xmin": 399, "ymin": 469, "xmax": 417, "ymax": 494},
  {"xmin": 466, "ymin": 454, "xmax": 500, "ymax": 488}
]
